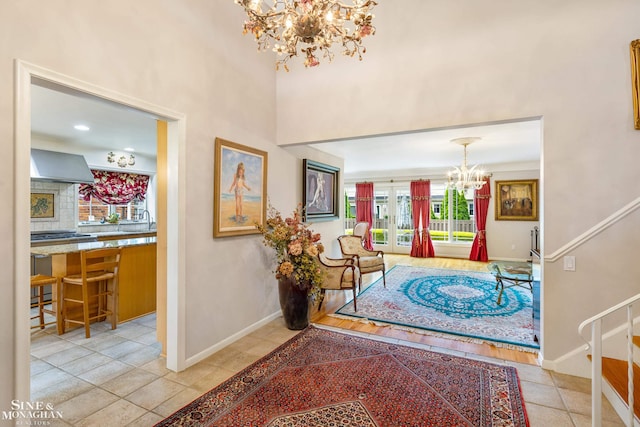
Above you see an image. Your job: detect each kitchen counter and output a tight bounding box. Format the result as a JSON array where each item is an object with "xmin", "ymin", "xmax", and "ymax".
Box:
[
  {"xmin": 32, "ymin": 237, "xmax": 157, "ymax": 326},
  {"xmin": 30, "ymin": 236, "xmax": 156, "ymax": 256},
  {"xmin": 93, "ymin": 230, "xmax": 157, "ymax": 239}
]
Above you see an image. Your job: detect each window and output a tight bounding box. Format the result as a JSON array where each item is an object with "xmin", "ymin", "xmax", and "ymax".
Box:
[
  {"xmin": 429, "ymin": 181, "xmax": 476, "ymax": 243},
  {"xmin": 78, "ymin": 195, "xmax": 147, "ymax": 223},
  {"xmin": 432, "ymin": 202, "xmax": 442, "ymax": 217},
  {"xmin": 344, "ymin": 181, "xmax": 476, "ymax": 250},
  {"xmin": 78, "ymin": 169, "xmax": 151, "ymax": 223}
]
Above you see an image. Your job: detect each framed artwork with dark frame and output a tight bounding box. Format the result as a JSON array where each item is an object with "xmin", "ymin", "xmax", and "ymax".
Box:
[
  {"xmin": 303, "ymin": 159, "xmax": 339, "ymax": 221},
  {"xmin": 213, "ymin": 137, "xmax": 268, "ymax": 237},
  {"xmin": 631, "ymin": 39, "xmax": 640, "ymax": 130},
  {"xmin": 495, "ymin": 179, "xmax": 538, "ymax": 221}
]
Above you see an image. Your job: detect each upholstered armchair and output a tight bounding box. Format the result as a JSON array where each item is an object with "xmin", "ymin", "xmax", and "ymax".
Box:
[
  {"xmin": 316, "ymin": 253, "xmax": 361, "ymax": 311},
  {"xmin": 352, "ymin": 221, "xmax": 369, "ymax": 238},
  {"xmin": 337, "ymin": 234, "xmax": 386, "ymax": 290}
]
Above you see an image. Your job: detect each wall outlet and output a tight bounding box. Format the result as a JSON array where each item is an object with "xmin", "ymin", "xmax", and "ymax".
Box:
[{"xmin": 563, "ymin": 255, "xmax": 576, "ymax": 271}]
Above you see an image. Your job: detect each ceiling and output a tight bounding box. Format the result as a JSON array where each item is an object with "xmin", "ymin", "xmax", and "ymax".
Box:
[
  {"xmin": 30, "ymin": 83, "xmax": 159, "ymax": 158},
  {"xmin": 306, "ymin": 119, "xmax": 541, "ymax": 179},
  {"xmin": 31, "ymin": 83, "xmax": 541, "ymax": 177}
]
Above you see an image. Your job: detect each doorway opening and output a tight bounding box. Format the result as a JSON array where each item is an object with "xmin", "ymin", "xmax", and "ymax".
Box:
[{"xmin": 15, "ymin": 60, "xmax": 186, "ymax": 402}]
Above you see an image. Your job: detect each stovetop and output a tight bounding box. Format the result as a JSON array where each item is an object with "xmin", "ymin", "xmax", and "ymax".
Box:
[
  {"xmin": 30, "ymin": 232, "xmax": 92, "ymax": 241},
  {"xmin": 30, "ymin": 230, "xmax": 97, "ymax": 246}
]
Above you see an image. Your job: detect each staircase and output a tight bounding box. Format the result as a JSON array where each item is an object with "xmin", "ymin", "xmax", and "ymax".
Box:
[
  {"xmin": 579, "ymin": 294, "xmax": 640, "ymax": 427},
  {"xmin": 601, "ymin": 354, "xmax": 640, "ymax": 417}
]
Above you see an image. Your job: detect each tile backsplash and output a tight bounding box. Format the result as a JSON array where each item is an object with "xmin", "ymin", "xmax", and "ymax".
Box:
[{"xmin": 30, "ymin": 181, "xmax": 77, "ymax": 231}]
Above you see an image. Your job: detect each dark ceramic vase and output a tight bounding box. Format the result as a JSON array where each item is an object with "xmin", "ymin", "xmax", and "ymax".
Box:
[{"xmin": 278, "ymin": 277, "xmax": 310, "ymax": 330}]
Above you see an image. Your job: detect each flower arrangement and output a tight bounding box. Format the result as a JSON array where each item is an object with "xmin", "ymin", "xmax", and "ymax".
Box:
[{"xmin": 256, "ymin": 204, "xmax": 324, "ymax": 300}]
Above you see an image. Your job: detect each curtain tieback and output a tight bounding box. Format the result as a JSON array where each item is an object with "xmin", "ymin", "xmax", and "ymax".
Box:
[{"xmin": 477, "ymin": 230, "xmax": 486, "ymax": 247}]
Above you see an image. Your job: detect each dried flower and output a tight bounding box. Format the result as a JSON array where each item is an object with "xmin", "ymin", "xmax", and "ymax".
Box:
[
  {"xmin": 289, "ymin": 242, "xmax": 303, "ymax": 256},
  {"xmin": 256, "ymin": 204, "xmax": 325, "ymax": 300}
]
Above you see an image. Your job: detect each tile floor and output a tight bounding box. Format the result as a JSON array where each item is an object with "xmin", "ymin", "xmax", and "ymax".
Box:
[{"xmin": 30, "ymin": 312, "xmax": 625, "ymax": 426}]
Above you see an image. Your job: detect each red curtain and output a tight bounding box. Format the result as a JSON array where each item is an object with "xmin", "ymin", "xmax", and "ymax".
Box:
[
  {"xmin": 410, "ymin": 180, "xmax": 435, "ymax": 258},
  {"xmin": 79, "ymin": 170, "xmax": 150, "ymax": 205},
  {"xmin": 355, "ymin": 182, "xmax": 374, "ymax": 250},
  {"xmin": 469, "ymin": 177, "xmax": 491, "ymax": 262}
]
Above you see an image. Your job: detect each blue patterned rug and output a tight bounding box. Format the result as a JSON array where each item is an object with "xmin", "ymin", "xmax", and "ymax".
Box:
[{"xmin": 335, "ymin": 265, "xmax": 539, "ymax": 350}]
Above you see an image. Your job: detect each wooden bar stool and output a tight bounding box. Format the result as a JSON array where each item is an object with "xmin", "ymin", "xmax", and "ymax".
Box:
[
  {"xmin": 61, "ymin": 247, "xmax": 121, "ymax": 338},
  {"xmin": 30, "ymin": 274, "xmax": 61, "ymax": 333}
]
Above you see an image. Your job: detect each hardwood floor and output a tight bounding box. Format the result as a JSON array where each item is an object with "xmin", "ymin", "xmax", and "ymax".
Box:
[{"xmin": 310, "ymin": 254, "xmax": 539, "ymax": 365}]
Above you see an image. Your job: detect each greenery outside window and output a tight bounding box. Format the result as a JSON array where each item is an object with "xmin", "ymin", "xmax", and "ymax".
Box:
[
  {"xmin": 429, "ymin": 181, "xmax": 475, "ymax": 242},
  {"xmin": 344, "ymin": 182, "xmax": 476, "ymax": 246},
  {"xmin": 78, "ymin": 195, "xmax": 147, "ymax": 223}
]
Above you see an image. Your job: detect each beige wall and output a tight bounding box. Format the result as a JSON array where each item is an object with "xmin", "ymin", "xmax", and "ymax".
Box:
[{"xmin": 275, "ymin": 0, "xmax": 640, "ymax": 364}]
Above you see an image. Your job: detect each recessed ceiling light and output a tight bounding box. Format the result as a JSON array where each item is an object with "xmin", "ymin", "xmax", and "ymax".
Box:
[
  {"xmin": 74, "ymin": 124, "xmax": 90, "ymax": 131},
  {"xmin": 124, "ymin": 147, "xmax": 135, "ymax": 152}
]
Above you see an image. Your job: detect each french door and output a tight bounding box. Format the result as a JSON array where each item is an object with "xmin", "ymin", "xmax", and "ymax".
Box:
[
  {"xmin": 345, "ymin": 181, "xmax": 479, "ymax": 254},
  {"xmin": 370, "ymin": 185, "xmax": 412, "ymax": 254}
]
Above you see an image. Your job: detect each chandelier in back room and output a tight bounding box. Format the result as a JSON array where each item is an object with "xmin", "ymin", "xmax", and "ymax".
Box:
[
  {"xmin": 234, "ymin": 0, "xmax": 377, "ymax": 71},
  {"xmin": 107, "ymin": 151, "xmax": 135, "ymax": 168},
  {"xmin": 447, "ymin": 137, "xmax": 487, "ymax": 191}
]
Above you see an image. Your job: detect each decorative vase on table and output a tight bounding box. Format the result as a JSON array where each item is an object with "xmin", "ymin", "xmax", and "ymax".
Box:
[{"xmin": 278, "ymin": 276, "xmax": 310, "ymax": 330}]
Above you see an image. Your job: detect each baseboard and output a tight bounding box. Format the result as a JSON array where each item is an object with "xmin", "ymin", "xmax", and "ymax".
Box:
[
  {"xmin": 184, "ymin": 311, "xmax": 282, "ymax": 369},
  {"xmin": 541, "ymin": 343, "xmax": 592, "ymax": 377}
]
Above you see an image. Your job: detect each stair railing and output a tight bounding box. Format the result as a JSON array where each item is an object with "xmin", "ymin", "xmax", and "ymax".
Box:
[{"xmin": 578, "ymin": 293, "xmax": 640, "ymax": 427}]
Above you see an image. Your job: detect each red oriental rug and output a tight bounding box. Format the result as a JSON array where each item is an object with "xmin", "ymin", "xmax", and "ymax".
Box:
[{"xmin": 156, "ymin": 326, "xmax": 529, "ymax": 427}]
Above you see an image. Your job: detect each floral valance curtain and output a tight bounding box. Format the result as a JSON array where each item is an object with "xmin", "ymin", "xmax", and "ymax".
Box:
[
  {"xmin": 410, "ymin": 180, "xmax": 435, "ymax": 258},
  {"xmin": 355, "ymin": 182, "xmax": 374, "ymax": 250},
  {"xmin": 469, "ymin": 177, "xmax": 491, "ymax": 262},
  {"xmin": 79, "ymin": 170, "xmax": 150, "ymax": 205}
]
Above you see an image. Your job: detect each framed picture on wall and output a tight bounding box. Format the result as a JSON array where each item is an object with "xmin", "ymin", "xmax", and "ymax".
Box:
[
  {"xmin": 30, "ymin": 191, "xmax": 57, "ymax": 221},
  {"xmin": 495, "ymin": 179, "xmax": 538, "ymax": 221},
  {"xmin": 631, "ymin": 39, "xmax": 640, "ymax": 130},
  {"xmin": 302, "ymin": 159, "xmax": 339, "ymax": 221},
  {"xmin": 213, "ymin": 137, "xmax": 268, "ymax": 237}
]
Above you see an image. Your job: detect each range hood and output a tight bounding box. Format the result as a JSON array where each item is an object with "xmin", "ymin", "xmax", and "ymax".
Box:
[{"xmin": 30, "ymin": 149, "xmax": 95, "ymax": 184}]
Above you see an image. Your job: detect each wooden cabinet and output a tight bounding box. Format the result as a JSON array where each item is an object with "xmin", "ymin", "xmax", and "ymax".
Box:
[
  {"xmin": 117, "ymin": 243, "xmax": 157, "ymax": 322},
  {"xmin": 50, "ymin": 241, "xmax": 157, "ymax": 325},
  {"xmin": 96, "ymin": 232, "xmax": 157, "ymax": 241}
]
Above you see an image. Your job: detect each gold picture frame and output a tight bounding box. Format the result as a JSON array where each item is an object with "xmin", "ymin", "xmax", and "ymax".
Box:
[
  {"xmin": 30, "ymin": 192, "xmax": 55, "ymax": 219},
  {"xmin": 213, "ymin": 137, "xmax": 268, "ymax": 237},
  {"xmin": 495, "ymin": 179, "xmax": 538, "ymax": 221},
  {"xmin": 631, "ymin": 39, "xmax": 640, "ymax": 130}
]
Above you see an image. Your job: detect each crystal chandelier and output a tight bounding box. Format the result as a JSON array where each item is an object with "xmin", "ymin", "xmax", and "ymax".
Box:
[
  {"xmin": 234, "ymin": 0, "xmax": 377, "ymax": 71},
  {"xmin": 447, "ymin": 137, "xmax": 486, "ymax": 191},
  {"xmin": 107, "ymin": 151, "xmax": 135, "ymax": 168}
]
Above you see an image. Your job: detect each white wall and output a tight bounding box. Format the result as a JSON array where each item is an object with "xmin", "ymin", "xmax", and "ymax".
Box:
[
  {"xmin": 275, "ymin": 0, "xmax": 640, "ymax": 364},
  {"xmin": 0, "ymin": 0, "xmax": 287, "ymax": 409},
  {"xmin": 487, "ymin": 170, "xmax": 540, "ymax": 260},
  {"xmin": 3, "ymin": 2, "xmax": 639, "ymax": 412},
  {"xmin": 31, "ymin": 134, "xmax": 158, "ymax": 176}
]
